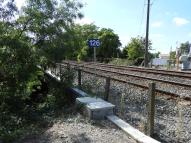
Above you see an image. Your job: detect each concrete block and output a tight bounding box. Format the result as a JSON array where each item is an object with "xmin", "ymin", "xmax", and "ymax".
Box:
[
  {"xmin": 75, "ymin": 97, "xmax": 115, "ymax": 120},
  {"xmin": 76, "ymin": 97, "xmax": 105, "ymax": 117},
  {"xmin": 86, "ymin": 101, "xmax": 115, "ymax": 120}
]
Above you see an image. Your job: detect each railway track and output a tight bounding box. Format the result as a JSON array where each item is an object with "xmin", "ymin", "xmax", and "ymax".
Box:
[
  {"xmin": 63, "ymin": 62, "xmax": 191, "ymax": 88},
  {"xmin": 63, "ymin": 61, "xmax": 191, "ymax": 85},
  {"xmin": 59, "ymin": 61, "xmax": 191, "ymax": 101},
  {"xmin": 63, "ymin": 60, "xmax": 191, "ymax": 79},
  {"xmin": 58, "ymin": 61, "xmax": 191, "ymax": 143}
]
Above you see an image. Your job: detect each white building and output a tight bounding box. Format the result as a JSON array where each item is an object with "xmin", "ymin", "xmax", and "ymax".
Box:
[
  {"xmin": 159, "ymin": 54, "xmax": 170, "ymax": 60},
  {"xmin": 152, "ymin": 54, "xmax": 170, "ymax": 66}
]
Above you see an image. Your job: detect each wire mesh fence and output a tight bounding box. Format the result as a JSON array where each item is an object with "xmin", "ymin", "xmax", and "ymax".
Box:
[
  {"xmin": 108, "ymin": 80, "xmax": 148, "ymax": 133},
  {"xmin": 80, "ymin": 71, "xmax": 105, "ymax": 99},
  {"xmin": 50, "ymin": 64, "xmax": 191, "ymax": 143},
  {"xmin": 154, "ymin": 95, "xmax": 191, "ymax": 143}
]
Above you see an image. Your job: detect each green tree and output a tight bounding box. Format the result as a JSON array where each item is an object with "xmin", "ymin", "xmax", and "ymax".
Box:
[
  {"xmin": 121, "ymin": 45, "xmax": 128, "ymax": 58},
  {"xmin": 98, "ymin": 28, "xmax": 121, "ymax": 61},
  {"xmin": 0, "ymin": 0, "xmax": 83, "ymax": 141},
  {"xmin": 180, "ymin": 41, "xmax": 190, "ymax": 55},
  {"xmin": 0, "ymin": 1, "xmax": 41, "ymax": 141},
  {"xmin": 20, "ymin": 0, "xmax": 83, "ymax": 64},
  {"xmin": 170, "ymin": 51, "xmax": 176, "ymax": 60},
  {"xmin": 149, "ymin": 51, "xmax": 160, "ymax": 59},
  {"xmin": 71, "ymin": 24, "xmax": 99, "ymax": 61},
  {"xmin": 70, "ymin": 25, "xmax": 121, "ymax": 61},
  {"xmin": 153, "ymin": 51, "xmax": 160, "ymax": 58},
  {"xmin": 127, "ymin": 36, "xmax": 152, "ymax": 60},
  {"xmin": 127, "ymin": 37, "xmax": 144, "ymax": 60}
]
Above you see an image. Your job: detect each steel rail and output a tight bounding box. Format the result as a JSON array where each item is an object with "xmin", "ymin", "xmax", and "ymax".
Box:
[
  {"xmin": 58, "ymin": 63, "xmax": 191, "ymax": 101},
  {"xmin": 96, "ymin": 64, "xmax": 191, "ymax": 79},
  {"xmin": 63, "ymin": 62, "xmax": 191, "ymax": 88},
  {"xmin": 63, "ymin": 61, "xmax": 191, "ymax": 79}
]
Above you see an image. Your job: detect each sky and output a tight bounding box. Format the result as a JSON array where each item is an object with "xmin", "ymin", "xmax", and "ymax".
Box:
[{"xmin": 15, "ymin": 0, "xmax": 191, "ymax": 54}]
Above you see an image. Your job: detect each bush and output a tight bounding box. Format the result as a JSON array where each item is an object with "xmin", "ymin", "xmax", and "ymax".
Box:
[
  {"xmin": 134, "ymin": 57, "xmax": 144, "ymax": 66},
  {"xmin": 0, "ymin": 73, "xmax": 53, "ymax": 142},
  {"xmin": 109, "ymin": 58, "xmax": 134, "ymax": 66}
]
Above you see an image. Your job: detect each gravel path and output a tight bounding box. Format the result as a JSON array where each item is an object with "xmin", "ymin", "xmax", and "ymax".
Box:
[{"xmin": 20, "ymin": 114, "xmax": 136, "ymax": 143}]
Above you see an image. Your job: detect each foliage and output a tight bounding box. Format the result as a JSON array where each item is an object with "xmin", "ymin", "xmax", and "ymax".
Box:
[
  {"xmin": 48, "ymin": 69, "xmax": 75, "ymax": 108},
  {"xmin": 179, "ymin": 41, "xmax": 190, "ymax": 55},
  {"xmin": 122, "ymin": 36, "xmax": 151, "ymax": 60},
  {"xmin": 169, "ymin": 51, "xmax": 176, "ymax": 66},
  {"xmin": 98, "ymin": 28, "xmax": 121, "ymax": 61},
  {"xmin": 121, "ymin": 46, "xmax": 128, "ymax": 58},
  {"xmin": 170, "ymin": 51, "xmax": 176, "ymax": 60},
  {"xmin": 70, "ymin": 24, "xmax": 122, "ymax": 61},
  {"xmin": 20, "ymin": 0, "xmax": 83, "ymax": 64},
  {"xmin": 109, "ymin": 58, "xmax": 134, "ymax": 66},
  {"xmin": 127, "ymin": 37, "xmax": 145, "ymax": 60},
  {"xmin": 151, "ymin": 51, "xmax": 160, "ymax": 58},
  {"xmin": 71, "ymin": 24, "xmax": 99, "ymax": 61},
  {"xmin": 0, "ymin": 0, "xmax": 83, "ymax": 142},
  {"xmin": 0, "ymin": 0, "xmax": 18, "ymax": 21},
  {"xmin": 120, "ymin": 36, "xmax": 152, "ymax": 65}
]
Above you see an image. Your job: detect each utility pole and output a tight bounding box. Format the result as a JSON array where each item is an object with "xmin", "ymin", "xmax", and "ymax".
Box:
[{"xmin": 144, "ymin": 0, "xmax": 150, "ymax": 67}]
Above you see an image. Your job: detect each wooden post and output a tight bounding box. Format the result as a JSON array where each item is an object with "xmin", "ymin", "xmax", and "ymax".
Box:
[
  {"xmin": 147, "ymin": 82, "xmax": 156, "ymax": 137},
  {"xmin": 67, "ymin": 63, "xmax": 70, "ymax": 71},
  {"xmin": 54, "ymin": 67, "xmax": 56, "ymax": 74},
  {"xmin": 78, "ymin": 69, "xmax": 81, "ymax": 89},
  {"xmin": 104, "ymin": 77, "xmax": 111, "ymax": 101},
  {"xmin": 59, "ymin": 64, "xmax": 62, "ymax": 76},
  {"xmin": 67, "ymin": 63, "xmax": 70, "ymax": 82}
]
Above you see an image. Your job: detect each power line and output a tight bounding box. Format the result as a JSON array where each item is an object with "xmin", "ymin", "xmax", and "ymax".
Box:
[
  {"xmin": 151, "ymin": 0, "xmax": 157, "ymax": 6},
  {"xmin": 137, "ymin": 0, "xmax": 146, "ymax": 36}
]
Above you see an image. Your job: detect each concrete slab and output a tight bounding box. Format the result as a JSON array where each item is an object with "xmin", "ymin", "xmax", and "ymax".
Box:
[
  {"xmin": 76, "ymin": 97, "xmax": 104, "ymax": 105},
  {"xmin": 87, "ymin": 101, "xmax": 115, "ymax": 111},
  {"xmin": 71, "ymin": 88, "xmax": 88, "ymax": 97},
  {"xmin": 107, "ymin": 115, "xmax": 160, "ymax": 143}
]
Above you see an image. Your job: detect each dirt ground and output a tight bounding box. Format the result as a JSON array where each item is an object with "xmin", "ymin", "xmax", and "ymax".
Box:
[{"xmin": 19, "ymin": 114, "xmax": 136, "ymax": 143}]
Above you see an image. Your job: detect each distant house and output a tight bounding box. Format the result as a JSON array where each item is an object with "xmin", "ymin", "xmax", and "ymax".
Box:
[
  {"xmin": 152, "ymin": 54, "xmax": 170, "ymax": 66},
  {"xmin": 159, "ymin": 54, "xmax": 170, "ymax": 60}
]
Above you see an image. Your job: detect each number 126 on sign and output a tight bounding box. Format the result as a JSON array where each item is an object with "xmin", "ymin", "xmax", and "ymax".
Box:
[{"xmin": 88, "ymin": 39, "xmax": 101, "ymax": 47}]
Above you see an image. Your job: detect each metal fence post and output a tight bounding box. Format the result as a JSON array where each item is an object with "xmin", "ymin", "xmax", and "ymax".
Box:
[
  {"xmin": 78, "ymin": 69, "xmax": 81, "ymax": 89},
  {"xmin": 147, "ymin": 82, "xmax": 156, "ymax": 137},
  {"xmin": 104, "ymin": 77, "xmax": 111, "ymax": 101}
]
